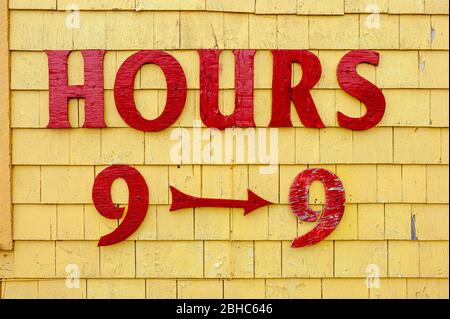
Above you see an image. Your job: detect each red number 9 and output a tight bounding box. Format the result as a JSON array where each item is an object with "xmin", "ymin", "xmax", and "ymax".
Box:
[
  {"xmin": 289, "ymin": 168, "xmax": 345, "ymax": 248},
  {"xmin": 92, "ymin": 165, "xmax": 149, "ymax": 246}
]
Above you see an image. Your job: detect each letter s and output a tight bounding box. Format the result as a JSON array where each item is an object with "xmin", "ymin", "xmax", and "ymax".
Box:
[{"xmin": 337, "ymin": 50, "xmax": 386, "ymax": 131}]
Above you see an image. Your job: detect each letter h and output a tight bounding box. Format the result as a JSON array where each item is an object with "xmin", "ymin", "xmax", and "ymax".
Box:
[{"xmin": 46, "ymin": 50, "xmax": 106, "ymax": 128}]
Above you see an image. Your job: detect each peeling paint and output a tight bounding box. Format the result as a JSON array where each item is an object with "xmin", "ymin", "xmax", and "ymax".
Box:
[
  {"xmin": 411, "ymin": 214, "xmax": 418, "ymax": 240},
  {"xmin": 420, "ymin": 61, "xmax": 426, "ymax": 72},
  {"xmin": 431, "ymin": 27, "xmax": 436, "ymax": 43}
]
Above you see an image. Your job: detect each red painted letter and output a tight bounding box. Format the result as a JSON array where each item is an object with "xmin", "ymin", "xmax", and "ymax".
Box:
[
  {"xmin": 199, "ymin": 49, "xmax": 256, "ymax": 129},
  {"xmin": 289, "ymin": 168, "xmax": 345, "ymax": 247},
  {"xmin": 92, "ymin": 165, "xmax": 149, "ymax": 247},
  {"xmin": 337, "ymin": 50, "xmax": 386, "ymax": 130},
  {"xmin": 115, "ymin": 50, "xmax": 187, "ymax": 132},
  {"xmin": 269, "ymin": 50, "xmax": 324, "ymax": 128},
  {"xmin": 46, "ymin": 50, "xmax": 106, "ymax": 128}
]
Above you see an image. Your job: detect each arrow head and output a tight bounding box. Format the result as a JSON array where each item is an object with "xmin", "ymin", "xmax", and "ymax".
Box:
[
  {"xmin": 169, "ymin": 186, "xmax": 194, "ymax": 211},
  {"xmin": 244, "ymin": 189, "xmax": 273, "ymax": 215}
]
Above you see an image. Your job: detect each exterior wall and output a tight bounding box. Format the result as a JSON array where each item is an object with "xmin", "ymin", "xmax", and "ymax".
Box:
[
  {"xmin": 0, "ymin": 0, "xmax": 449, "ymax": 299},
  {"xmin": 0, "ymin": 0, "xmax": 11, "ymax": 251}
]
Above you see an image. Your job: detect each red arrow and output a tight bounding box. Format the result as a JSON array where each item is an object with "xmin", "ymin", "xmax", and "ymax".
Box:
[{"xmin": 169, "ymin": 186, "xmax": 273, "ymax": 215}]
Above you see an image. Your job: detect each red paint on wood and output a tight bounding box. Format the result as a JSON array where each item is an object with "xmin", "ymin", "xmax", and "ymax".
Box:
[
  {"xmin": 46, "ymin": 50, "xmax": 106, "ymax": 128},
  {"xmin": 199, "ymin": 49, "xmax": 256, "ymax": 129},
  {"xmin": 92, "ymin": 165, "xmax": 149, "ymax": 246},
  {"xmin": 289, "ymin": 168, "xmax": 345, "ymax": 248},
  {"xmin": 170, "ymin": 186, "xmax": 272, "ymax": 215},
  {"xmin": 337, "ymin": 50, "xmax": 386, "ymax": 130},
  {"xmin": 269, "ymin": 50, "xmax": 325, "ymax": 128},
  {"xmin": 114, "ymin": 50, "xmax": 187, "ymax": 132}
]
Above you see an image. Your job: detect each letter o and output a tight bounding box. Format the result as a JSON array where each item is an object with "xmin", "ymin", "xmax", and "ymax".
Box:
[{"xmin": 114, "ymin": 50, "xmax": 187, "ymax": 132}]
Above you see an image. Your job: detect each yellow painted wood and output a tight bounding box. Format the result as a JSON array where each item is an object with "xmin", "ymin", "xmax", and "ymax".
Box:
[
  {"xmin": 0, "ymin": 0, "xmax": 12, "ymax": 250},
  {"xmin": 1, "ymin": 1, "xmax": 449, "ymax": 299}
]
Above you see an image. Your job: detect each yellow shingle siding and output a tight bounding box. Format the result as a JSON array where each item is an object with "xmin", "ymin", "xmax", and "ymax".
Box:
[{"xmin": 0, "ymin": 0, "xmax": 449, "ymax": 299}]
